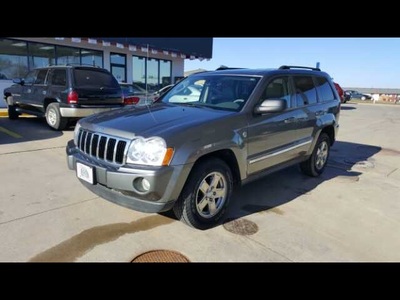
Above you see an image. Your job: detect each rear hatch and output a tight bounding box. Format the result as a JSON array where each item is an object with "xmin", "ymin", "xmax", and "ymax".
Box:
[{"xmin": 73, "ymin": 67, "xmax": 123, "ymax": 106}]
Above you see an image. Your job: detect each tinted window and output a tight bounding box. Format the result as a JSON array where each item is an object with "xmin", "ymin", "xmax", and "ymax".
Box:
[
  {"xmin": 24, "ymin": 70, "xmax": 37, "ymax": 84},
  {"xmin": 51, "ymin": 69, "xmax": 67, "ymax": 86},
  {"xmin": 293, "ymin": 76, "xmax": 317, "ymax": 106},
  {"xmin": 261, "ymin": 77, "xmax": 291, "ymax": 108},
  {"xmin": 315, "ymin": 76, "xmax": 335, "ymax": 102},
  {"xmin": 74, "ymin": 68, "xmax": 119, "ymax": 88},
  {"xmin": 34, "ymin": 69, "xmax": 48, "ymax": 84}
]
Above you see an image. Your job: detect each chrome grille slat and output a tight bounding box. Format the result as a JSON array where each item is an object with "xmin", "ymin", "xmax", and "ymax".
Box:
[
  {"xmin": 112, "ymin": 140, "xmax": 118, "ymax": 162},
  {"xmin": 77, "ymin": 129, "xmax": 129, "ymax": 165},
  {"xmin": 89, "ymin": 133, "xmax": 94, "ymax": 156},
  {"xmin": 104, "ymin": 136, "xmax": 109, "ymax": 161}
]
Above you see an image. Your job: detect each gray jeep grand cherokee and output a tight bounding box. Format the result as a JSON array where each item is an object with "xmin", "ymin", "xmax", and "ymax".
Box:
[{"xmin": 66, "ymin": 66, "xmax": 340, "ymax": 229}]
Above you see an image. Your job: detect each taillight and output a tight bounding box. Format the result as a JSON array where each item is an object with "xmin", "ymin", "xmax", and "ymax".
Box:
[
  {"xmin": 67, "ymin": 90, "xmax": 79, "ymax": 104},
  {"xmin": 123, "ymin": 96, "xmax": 140, "ymax": 105}
]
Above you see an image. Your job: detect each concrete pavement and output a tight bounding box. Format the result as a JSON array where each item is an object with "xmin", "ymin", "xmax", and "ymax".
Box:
[{"xmin": 0, "ymin": 103, "xmax": 399, "ymax": 262}]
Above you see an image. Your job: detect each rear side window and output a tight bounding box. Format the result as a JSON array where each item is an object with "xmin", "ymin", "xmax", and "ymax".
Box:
[
  {"xmin": 51, "ymin": 69, "xmax": 67, "ymax": 86},
  {"xmin": 74, "ymin": 68, "xmax": 119, "ymax": 89},
  {"xmin": 315, "ymin": 76, "xmax": 335, "ymax": 102},
  {"xmin": 293, "ymin": 76, "xmax": 317, "ymax": 106},
  {"xmin": 34, "ymin": 69, "xmax": 48, "ymax": 85}
]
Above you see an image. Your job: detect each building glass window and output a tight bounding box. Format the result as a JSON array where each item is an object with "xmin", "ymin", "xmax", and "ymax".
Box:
[
  {"xmin": 132, "ymin": 56, "xmax": 172, "ymax": 92},
  {"xmin": 111, "ymin": 53, "xmax": 126, "ymax": 65},
  {"xmin": 0, "ymin": 38, "xmax": 29, "ymax": 79},
  {"xmin": 110, "ymin": 53, "xmax": 126, "ymax": 82},
  {"xmin": 0, "ymin": 39, "xmax": 105, "ymax": 80},
  {"xmin": 28, "ymin": 43, "xmax": 56, "ymax": 69},
  {"xmin": 132, "ymin": 56, "xmax": 146, "ymax": 88},
  {"xmin": 56, "ymin": 45, "xmax": 80, "ymax": 65},
  {"xmin": 146, "ymin": 58, "xmax": 159, "ymax": 92},
  {"xmin": 160, "ymin": 60, "xmax": 171, "ymax": 87},
  {"xmin": 81, "ymin": 49, "xmax": 103, "ymax": 67}
]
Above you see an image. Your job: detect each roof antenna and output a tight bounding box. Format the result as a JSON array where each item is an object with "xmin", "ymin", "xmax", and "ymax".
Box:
[{"xmin": 316, "ymin": 62, "xmax": 320, "ymax": 69}]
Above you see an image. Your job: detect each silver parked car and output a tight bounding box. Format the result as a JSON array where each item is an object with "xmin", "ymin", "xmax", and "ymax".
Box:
[
  {"xmin": 120, "ymin": 83, "xmax": 154, "ymax": 106},
  {"xmin": 66, "ymin": 65, "xmax": 340, "ymax": 229}
]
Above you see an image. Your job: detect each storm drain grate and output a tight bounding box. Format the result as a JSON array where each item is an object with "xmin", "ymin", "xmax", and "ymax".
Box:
[
  {"xmin": 223, "ymin": 218, "xmax": 259, "ymax": 235},
  {"xmin": 132, "ymin": 250, "xmax": 190, "ymax": 263}
]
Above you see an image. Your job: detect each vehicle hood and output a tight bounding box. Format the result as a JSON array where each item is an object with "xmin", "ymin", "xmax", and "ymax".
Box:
[{"xmin": 80, "ymin": 102, "xmax": 234, "ymax": 139}]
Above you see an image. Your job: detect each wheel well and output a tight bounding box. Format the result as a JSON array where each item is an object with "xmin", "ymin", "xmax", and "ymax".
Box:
[
  {"xmin": 44, "ymin": 98, "xmax": 58, "ymax": 110},
  {"xmin": 193, "ymin": 149, "xmax": 241, "ymax": 185},
  {"xmin": 321, "ymin": 125, "xmax": 335, "ymax": 146}
]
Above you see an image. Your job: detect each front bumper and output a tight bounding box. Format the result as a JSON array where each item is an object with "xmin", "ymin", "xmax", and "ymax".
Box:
[{"xmin": 66, "ymin": 140, "xmax": 192, "ymax": 213}]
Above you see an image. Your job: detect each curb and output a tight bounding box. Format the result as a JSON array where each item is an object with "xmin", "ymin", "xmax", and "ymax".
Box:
[{"xmin": 0, "ymin": 109, "xmax": 7, "ymax": 117}]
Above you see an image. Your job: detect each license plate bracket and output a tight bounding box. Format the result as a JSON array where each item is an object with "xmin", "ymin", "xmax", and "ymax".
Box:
[{"xmin": 76, "ymin": 162, "xmax": 95, "ymax": 184}]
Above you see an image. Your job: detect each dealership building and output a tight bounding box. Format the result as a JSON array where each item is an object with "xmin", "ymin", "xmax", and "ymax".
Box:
[{"xmin": 0, "ymin": 37, "xmax": 213, "ymax": 106}]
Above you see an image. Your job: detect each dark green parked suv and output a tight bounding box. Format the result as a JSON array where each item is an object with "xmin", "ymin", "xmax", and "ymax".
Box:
[
  {"xmin": 3, "ymin": 65, "xmax": 123, "ymax": 130},
  {"xmin": 66, "ymin": 65, "xmax": 340, "ymax": 229}
]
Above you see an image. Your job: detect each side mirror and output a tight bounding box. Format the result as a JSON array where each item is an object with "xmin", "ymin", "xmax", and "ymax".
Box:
[
  {"xmin": 254, "ymin": 99, "xmax": 287, "ymax": 114},
  {"xmin": 13, "ymin": 78, "xmax": 24, "ymax": 85}
]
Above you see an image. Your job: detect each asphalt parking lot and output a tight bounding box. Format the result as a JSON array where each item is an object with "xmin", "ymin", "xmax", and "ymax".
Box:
[{"xmin": 0, "ymin": 103, "xmax": 399, "ymax": 262}]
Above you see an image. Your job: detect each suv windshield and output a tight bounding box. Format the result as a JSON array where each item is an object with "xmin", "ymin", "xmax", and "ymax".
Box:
[
  {"xmin": 162, "ymin": 74, "xmax": 260, "ymax": 111},
  {"xmin": 74, "ymin": 68, "xmax": 119, "ymax": 89}
]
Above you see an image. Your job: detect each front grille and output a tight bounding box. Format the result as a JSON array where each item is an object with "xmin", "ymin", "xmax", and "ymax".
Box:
[{"xmin": 77, "ymin": 129, "xmax": 128, "ymax": 165}]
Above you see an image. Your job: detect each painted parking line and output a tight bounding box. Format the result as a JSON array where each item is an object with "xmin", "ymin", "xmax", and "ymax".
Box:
[{"xmin": 0, "ymin": 126, "xmax": 22, "ymax": 138}]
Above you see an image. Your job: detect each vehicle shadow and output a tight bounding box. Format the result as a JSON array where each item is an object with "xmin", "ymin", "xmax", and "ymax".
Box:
[
  {"xmin": 0, "ymin": 116, "xmax": 73, "ymax": 145},
  {"xmin": 340, "ymin": 106, "xmax": 357, "ymax": 110},
  {"xmin": 223, "ymin": 141, "xmax": 380, "ymax": 224}
]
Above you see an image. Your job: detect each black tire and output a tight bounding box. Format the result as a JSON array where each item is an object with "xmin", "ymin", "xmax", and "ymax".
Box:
[
  {"xmin": 300, "ymin": 133, "xmax": 330, "ymax": 177},
  {"xmin": 45, "ymin": 103, "xmax": 68, "ymax": 130},
  {"xmin": 173, "ymin": 158, "xmax": 233, "ymax": 230},
  {"xmin": 8, "ymin": 105, "xmax": 19, "ymax": 120}
]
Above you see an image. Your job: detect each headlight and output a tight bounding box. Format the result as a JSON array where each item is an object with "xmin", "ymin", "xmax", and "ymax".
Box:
[
  {"xmin": 126, "ymin": 136, "xmax": 174, "ymax": 166},
  {"xmin": 73, "ymin": 122, "xmax": 81, "ymax": 146}
]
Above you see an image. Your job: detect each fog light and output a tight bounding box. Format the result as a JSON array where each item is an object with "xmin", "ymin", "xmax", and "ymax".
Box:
[
  {"xmin": 133, "ymin": 177, "xmax": 151, "ymax": 193},
  {"xmin": 141, "ymin": 178, "xmax": 150, "ymax": 191}
]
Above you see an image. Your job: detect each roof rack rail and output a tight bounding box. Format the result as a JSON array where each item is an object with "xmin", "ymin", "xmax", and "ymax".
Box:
[
  {"xmin": 216, "ymin": 65, "xmax": 244, "ymax": 71},
  {"xmin": 279, "ymin": 65, "xmax": 321, "ymax": 71}
]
